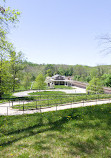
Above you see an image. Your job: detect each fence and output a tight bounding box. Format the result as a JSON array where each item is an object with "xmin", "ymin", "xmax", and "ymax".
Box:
[{"xmin": 0, "ymin": 94, "xmax": 111, "ymax": 115}]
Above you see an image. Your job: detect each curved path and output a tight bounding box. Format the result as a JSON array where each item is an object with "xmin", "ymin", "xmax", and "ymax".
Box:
[
  {"xmin": 0, "ymin": 99, "xmax": 111, "ymax": 116},
  {"xmin": 1, "ymin": 87, "xmax": 110, "ymax": 116},
  {"xmin": 13, "ymin": 86, "xmax": 86, "ymax": 97}
]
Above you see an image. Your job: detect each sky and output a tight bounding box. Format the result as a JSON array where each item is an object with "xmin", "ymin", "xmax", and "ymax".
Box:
[{"xmin": 2, "ymin": 0, "xmax": 111, "ymax": 66}]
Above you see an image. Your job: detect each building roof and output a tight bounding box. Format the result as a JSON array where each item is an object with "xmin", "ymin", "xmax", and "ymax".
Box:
[{"xmin": 52, "ymin": 74, "xmax": 65, "ymax": 80}]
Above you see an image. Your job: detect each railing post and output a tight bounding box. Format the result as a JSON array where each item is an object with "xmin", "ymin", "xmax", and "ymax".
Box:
[
  {"xmin": 23, "ymin": 101, "xmax": 24, "ymax": 114},
  {"xmin": 73, "ymin": 96, "xmax": 74, "ymax": 103},
  {"xmin": 40, "ymin": 105, "xmax": 41, "ymax": 112},
  {"xmin": 9, "ymin": 100, "xmax": 10, "ymax": 107},
  {"xmin": 56, "ymin": 104, "xmax": 57, "ymax": 111},
  {"xmin": 7, "ymin": 107, "xmax": 8, "ymax": 115},
  {"xmin": 48, "ymin": 95, "xmax": 49, "ymax": 106},
  {"xmin": 12, "ymin": 101, "xmax": 13, "ymax": 107},
  {"xmin": 36, "ymin": 100, "xmax": 37, "ymax": 109},
  {"xmin": 61, "ymin": 96, "xmax": 62, "ymax": 105}
]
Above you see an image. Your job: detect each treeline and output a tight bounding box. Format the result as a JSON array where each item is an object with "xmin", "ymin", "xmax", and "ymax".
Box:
[
  {"xmin": 22, "ymin": 61, "xmax": 111, "ymax": 88},
  {"xmin": 2, "ymin": 56, "xmax": 111, "ymax": 96}
]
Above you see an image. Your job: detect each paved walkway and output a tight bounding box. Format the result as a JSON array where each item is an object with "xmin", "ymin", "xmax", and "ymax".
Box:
[
  {"xmin": 0, "ymin": 99, "xmax": 111, "ymax": 116},
  {"xmin": 1, "ymin": 88, "xmax": 110, "ymax": 116},
  {"xmin": 13, "ymin": 87, "xmax": 86, "ymax": 97}
]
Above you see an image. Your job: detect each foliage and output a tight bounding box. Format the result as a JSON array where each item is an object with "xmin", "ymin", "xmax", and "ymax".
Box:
[
  {"xmin": 21, "ymin": 72, "xmax": 32, "ymax": 90},
  {"xmin": 9, "ymin": 51, "xmax": 24, "ymax": 92},
  {"xmin": 101, "ymin": 74, "xmax": 111, "ymax": 87},
  {"xmin": 46, "ymin": 69, "xmax": 52, "ymax": 77},
  {"xmin": 21, "ymin": 62, "xmax": 111, "ymax": 89},
  {"xmin": 86, "ymin": 77, "xmax": 104, "ymax": 94},
  {"xmin": 0, "ymin": 1, "xmax": 21, "ymax": 97},
  {"xmin": 32, "ymin": 74, "xmax": 46, "ymax": 90}
]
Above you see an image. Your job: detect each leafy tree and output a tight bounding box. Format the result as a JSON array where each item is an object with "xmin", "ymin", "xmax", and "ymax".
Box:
[
  {"xmin": 86, "ymin": 77, "xmax": 104, "ymax": 94},
  {"xmin": 9, "ymin": 51, "xmax": 24, "ymax": 92},
  {"xmin": 58, "ymin": 67, "xmax": 65, "ymax": 76},
  {"xmin": 0, "ymin": 59, "xmax": 11, "ymax": 97},
  {"xmin": 0, "ymin": 1, "xmax": 20, "ymax": 97},
  {"xmin": 22, "ymin": 72, "xmax": 32, "ymax": 90},
  {"xmin": 46, "ymin": 69, "xmax": 52, "ymax": 77},
  {"xmin": 73, "ymin": 65, "xmax": 89, "ymax": 81},
  {"xmin": 45, "ymin": 64, "xmax": 55, "ymax": 76},
  {"xmin": 101, "ymin": 74, "xmax": 111, "ymax": 87},
  {"xmin": 32, "ymin": 74, "xmax": 46, "ymax": 90}
]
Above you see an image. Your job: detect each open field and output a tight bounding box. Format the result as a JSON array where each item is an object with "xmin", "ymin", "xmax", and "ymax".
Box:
[{"xmin": 0, "ymin": 103, "xmax": 111, "ymax": 158}]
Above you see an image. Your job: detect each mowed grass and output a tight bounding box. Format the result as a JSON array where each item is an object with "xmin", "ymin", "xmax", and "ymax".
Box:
[
  {"xmin": 0, "ymin": 103, "xmax": 111, "ymax": 158},
  {"xmin": 28, "ymin": 90, "xmax": 66, "ymax": 95},
  {"xmin": 54, "ymin": 85, "xmax": 74, "ymax": 89}
]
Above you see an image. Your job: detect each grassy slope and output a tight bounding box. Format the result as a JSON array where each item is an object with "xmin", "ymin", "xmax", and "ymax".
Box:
[{"xmin": 0, "ymin": 103, "xmax": 111, "ymax": 158}]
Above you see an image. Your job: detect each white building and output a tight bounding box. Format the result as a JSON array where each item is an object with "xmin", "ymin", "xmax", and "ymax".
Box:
[{"xmin": 45, "ymin": 74, "xmax": 72, "ymax": 88}]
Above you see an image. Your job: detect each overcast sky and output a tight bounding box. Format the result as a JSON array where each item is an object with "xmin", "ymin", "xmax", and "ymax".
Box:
[{"xmin": 2, "ymin": 0, "xmax": 111, "ymax": 66}]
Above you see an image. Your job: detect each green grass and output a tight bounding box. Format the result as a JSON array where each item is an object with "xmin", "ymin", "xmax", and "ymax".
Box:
[
  {"xmin": 54, "ymin": 85, "xmax": 74, "ymax": 89},
  {"xmin": 0, "ymin": 103, "xmax": 111, "ymax": 157},
  {"xmin": 28, "ymin": 90, "xmax": 66, "ymax": 95},
  {"xmin": 14, "ymin": 86, "xmax": 31, "ymax": 92},
  {"xmin": 0, "ymin": 93, "xmax": 15, "ymax": 103}
]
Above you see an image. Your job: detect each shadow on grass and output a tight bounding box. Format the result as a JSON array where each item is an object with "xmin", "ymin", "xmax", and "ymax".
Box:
[
  {"xmin": 0, "ymin": 110, "xmax": 77, "ymax": 147},
  {"xmin": 0, "ymin": 104, "xmax": 111, "ymax": 157}
]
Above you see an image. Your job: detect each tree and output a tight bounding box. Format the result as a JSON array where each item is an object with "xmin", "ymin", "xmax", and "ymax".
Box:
[
  {"xmin": 0, "ymin": 59, "xmax": 11, "ymax": 97},
  {"xmin": 33, "ymin": 74, "xmax": 46, "ymax": 90},
  {"xmin": 46, "ymin": 69, "xmax": 52, "ymax": 77},
  {"xmin": 45, "ymin": 64, "xmax": 55, "ymax": 76},
  {"xmin": 22, "ymin": 72, "xmax": 32, "ymax": 90},
  {"xmin": 9, "ymin": 51, "xmax": 24, "ymax": 92},
  {"xmin": 86, "ymin": 77, "xmax": 104, "ymax": 94},
  {"xmin": 101, "ymin": 74, "xmax": 111, "ymax": 87},
  {"xmin": 0, "ymin": 1, "xmax": 21, "ymax": 97},
  {"xmin": 73, "ymin": 65, "xmax": 88, "ymax": 81}
]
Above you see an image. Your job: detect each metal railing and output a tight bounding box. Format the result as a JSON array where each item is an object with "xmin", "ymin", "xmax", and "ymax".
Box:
[{"xmin": 0, "ymin": 94, "xmax": 111, "ymax": 116}]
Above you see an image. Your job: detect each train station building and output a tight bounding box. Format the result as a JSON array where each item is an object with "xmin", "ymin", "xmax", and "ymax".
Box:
[{"xmin": 45, "ymin": 74, "xmax": 72, "ymax": 88}]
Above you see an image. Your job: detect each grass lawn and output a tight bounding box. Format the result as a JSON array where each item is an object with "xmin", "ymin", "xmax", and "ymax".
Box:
[
  {"xmin": 28, "ymin": 91, "xmax": 66, "ymax": 95},
  {"xmin": 54, "ymin": 85, "xmax": 74, "ymax": 89},
  {"xmin": 0, "ymin": 103, "xmax": 111, "ymax": 158}
]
